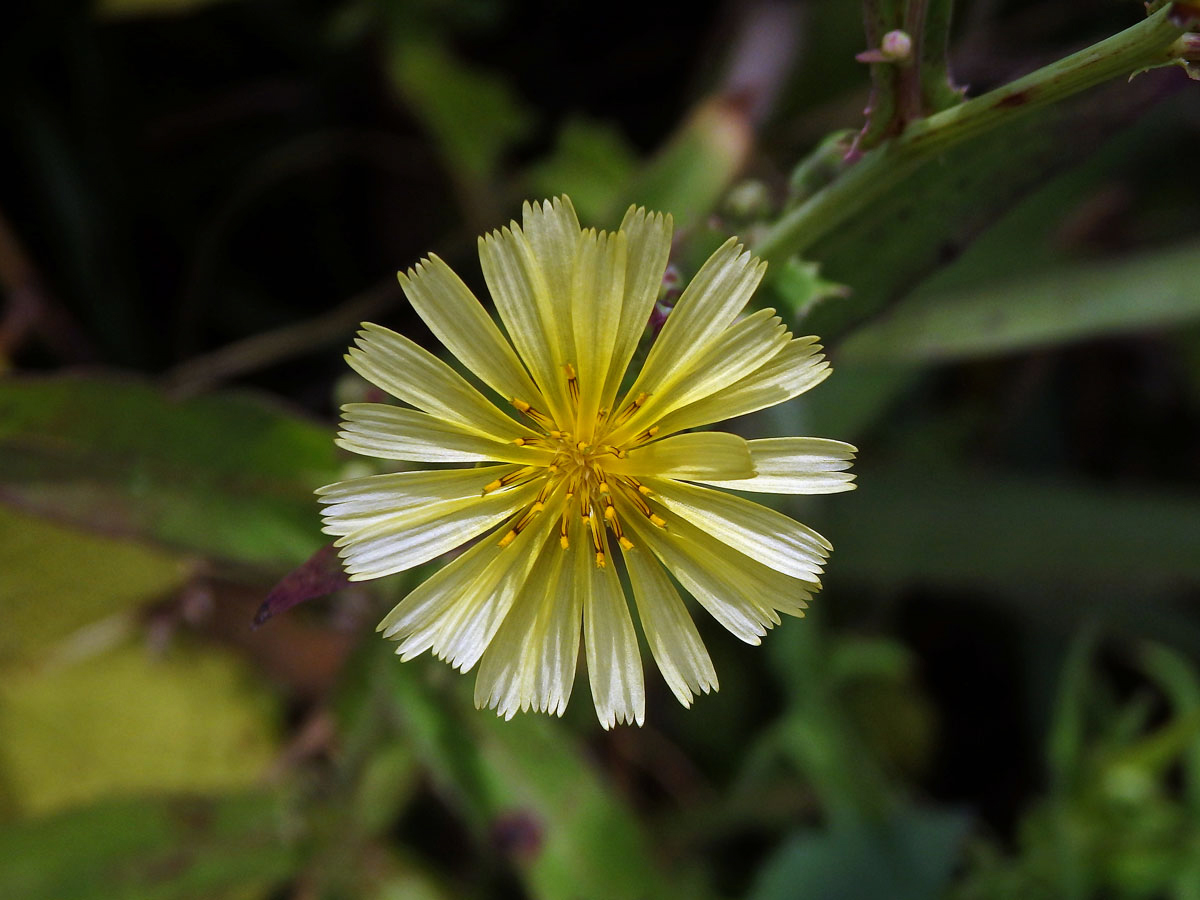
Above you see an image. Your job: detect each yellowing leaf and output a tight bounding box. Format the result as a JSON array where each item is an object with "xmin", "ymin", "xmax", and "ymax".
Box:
[
  {"xmin": 0, "ymin": 644, "xmax": 278, "ymax": 816},
  {"xmin": 0, "ymin": 506, "xmax": 188, "ymax": 663}
]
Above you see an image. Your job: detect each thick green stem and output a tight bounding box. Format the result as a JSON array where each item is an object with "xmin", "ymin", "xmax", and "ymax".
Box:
[{"xmin": 755, "ymin": 3, "xmax": 1187, "ymax": 269}]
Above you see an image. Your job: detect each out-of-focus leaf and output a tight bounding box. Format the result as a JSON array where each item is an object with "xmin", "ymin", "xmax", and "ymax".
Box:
[
  {"xmin": 801, "ymin": 360, "xmax": 924, "ymax": 443},
  {"xmin": 625, "ymin": 95, "xmax": 752, "ymax": 228},
  {"xmin": 749, "ymin": 804, "xmax": 969, "ymax": 900},
  {"xmin": 1047, "ymin": 629, "xmax": 1099, "ymax": 792},
  {"xmin": 388, "ymin": 40, "xmax": 534, "ymax": 181},
  {"xmin": 775, "ymin": 257, "xmax": 849, "ymax": 321},
  {"xmin": 0, "ymin": 375, "xmax": 335, "ymax": 567},
  {"xmin": 0, "ymin": 505, "xmax": 188, "ymax": 662},
  {"xmin": 828, "ymin": 463, "xmax": 1200, "ymax": 589},
  {"xmin": 1137, "ymin": 643, "xmax": 1200, "ymax": 808},
  {"xmin": 0, "ymin": 643, "xmax": 278, "ymax": 815},
  {"xmin": 372, "ymin": 646, "xmax": 686, "ymax": 900},
  {"xmin": 468, "ymin": 713, "xmax": 681, "ymax": 900},
  {"xmin": 838, "ymin": 240, "xmax": 1200, "ymax": 364},
  {"xmin": 526, "ymin": 118, "xmax": 639, "ymax": 224},
  {"xmin": 0, "ymin": 791, "xmax": 296, "ymax": 900}
]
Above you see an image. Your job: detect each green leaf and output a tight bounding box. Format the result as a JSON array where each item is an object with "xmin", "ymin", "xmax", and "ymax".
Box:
[
  {"xmin": 749, "ymin": 804, "xmax": 969, "ymax": 900},
  {"xmin": 0, "ymin": 642, "xmax": 279, "ymax": 816},
  {"xmin": 388, "ymin": 40, "xmax": 534, "ymax": 181},
  {"xmin": 838, "ymin": 240, "xmax": 1200, "ymax": 364},
  {"xmin": 827, "ymin": 463, "xmax": 1200, "ymax": 589},
  {"xmin": 468, "ymin": 713, "xmax": 678, "ymax": 900},
  {"xmin": 525, "ymin": 118, "xmax": 639, "ymax": 224},
  {"xmin": 625, "ymin": 96, "xmax": 751, "ymax": 228},
  {"xmin": 768, "ymin": 75, "xmax": 1183, "ymax": 338},
  {"xmin": 370, "ymin": 647, "xmax": 684, "ymax": 900},
  {"xmin": 0, "ymin": 505, "xmax": 188, "ymax": 663},
  {"xmin": 0, "ymin": 792, "xmax": 296, "ymax": 900},
  {"xmin": 0, "ymin": 375, "xmax": 336, "ymax": 567}
]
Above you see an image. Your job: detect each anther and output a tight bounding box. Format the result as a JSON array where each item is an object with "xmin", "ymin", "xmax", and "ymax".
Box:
[
  {"xmin": 613, "ymin": 392, "xmax": 649, "ymax": 425},
  {"xmin": 482, "ymin": 466, "xmax": 538, "ymax": 495},
  {"xmin": 632, "ymin": 425, "xmax": 660, "ymax": 445},
  {"xmin": 510, "ymin": 398, "xmax": 553, "ymax": 429},
  {"xmin": 565, "ymin": 363, "xmax": 580, "ymax": 404},
  {"xmin": 619, "ymin": 536, "xmax": 634, "ymax": 551},
  {"xmin": 649, "ymin": 514, "xmax": 667, "ymax": 528}
]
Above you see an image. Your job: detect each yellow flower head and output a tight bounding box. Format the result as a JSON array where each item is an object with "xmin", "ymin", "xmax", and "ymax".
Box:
[{"xmin": 318, "ymin": 197, "xmax": 855, "ymax": 728}]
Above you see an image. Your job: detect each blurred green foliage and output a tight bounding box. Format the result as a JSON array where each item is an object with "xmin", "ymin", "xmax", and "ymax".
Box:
[{"xmin": 2, "ymin": 0, "xmax": 1200, "ymax": 898}]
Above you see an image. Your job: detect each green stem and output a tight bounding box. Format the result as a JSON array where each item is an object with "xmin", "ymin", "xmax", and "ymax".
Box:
[{"xmin": 755, "ymin": 3, "xmax": 1186, "ymax": 269}]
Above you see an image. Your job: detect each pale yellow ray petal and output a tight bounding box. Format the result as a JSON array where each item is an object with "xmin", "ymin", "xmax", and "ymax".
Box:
[
  {"xmin": 478, "ymin": 225, "xmax": 572, "ymax": 424},
  {"xmin": 653, "ymin": 336, "xmax": 830, "ymax": 437},
  {"xmin": 336, "ymin": 403, "xmax": 553, "ymax": 465},
  {"xmin": 474, "ymin": 530, "xmax": 581, "ymax": 719},
  {"xmin": 571, "ymin": 228, "xmax": 626, "ymax": 435},
  {"xmin": 398, "ymin": 255, "xmax": 541, "ymax": 405},
  {"xmin": 581, "ymin": 523, "xmax": 645, "ymax": 729},
  {"xmin": 600, "ymin": 206, "xmax": 672, "ymax": 412},
  {"xmin": 643, "ymin": 478, "xmax": 829, "ymax": 581},
  {"xmin": 334, "ymin": 480, "xmax": 540, "ymax": 581},
  {"xmin": 619, "ymin": 238, "xmax": 766, "ymax": 418},
  {"xmin": 347, "ymin": 323, "xmax": 531, "ymax": 442},
  {"xmin": 609, "ymin": 308, "xmax": 788, "ymax": 443},
  {"xmin": 698, "ymin": 438, "xmax": 858, "ymax": 494},
  {"xmin": 318, "ymin": 464, "xmax": 520, "ymax": 535},
  {"xmin": 662, "ymin": 511, "xmax": 818, "ymax": 619},
  {"xmin": 522, "ymin": 196, "xmax": 581, "ymax": 311},
  {"xmin": 621, "ymin": 542, "xmax": 717, "ymax": 708},
  {"xmin": 621, "ymin": 506, "xmax": 773, "ymax": 644},
  {"xmin": 431, "ymin": 483, "xmax": 565, "ymax": 673},
  {"xmin": 379, "ymin": 529, "xmax": 506, "ymax": 652},
  {"xmin": 605, "ymin": 432, "xmax": 754, "ymax": 481}
]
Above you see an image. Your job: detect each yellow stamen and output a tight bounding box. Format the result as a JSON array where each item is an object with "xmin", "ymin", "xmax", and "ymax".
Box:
[
  {"xmin": 565, "ymin": 363, "xmax": 580, "ymax": 404},
  {"xmin": 613, "ymin": 392, "xmax": 648, "ymax": 425},
  {"xmin": 588, "ymin": 509, "xmax": 606, "ymax": 565},
  {"xmin": 632, "ymin": 425, "xmax": 659, "ymax": 445},
  {"xmin": 510, "ymin": 398, "xmax": 553, "ymax": 429},
  {"xmin": 619, "ymin": 536, "xmax": 634, "ymax": 551},
  {"xmin": 482, "ymin": 466, "xmax": 539, "ymax": 495}
]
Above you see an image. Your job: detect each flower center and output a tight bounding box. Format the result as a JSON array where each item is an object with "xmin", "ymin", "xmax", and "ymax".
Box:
[{"xmin": 486, "ymin": 364, "xmax": 667, "ymax": 567}]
